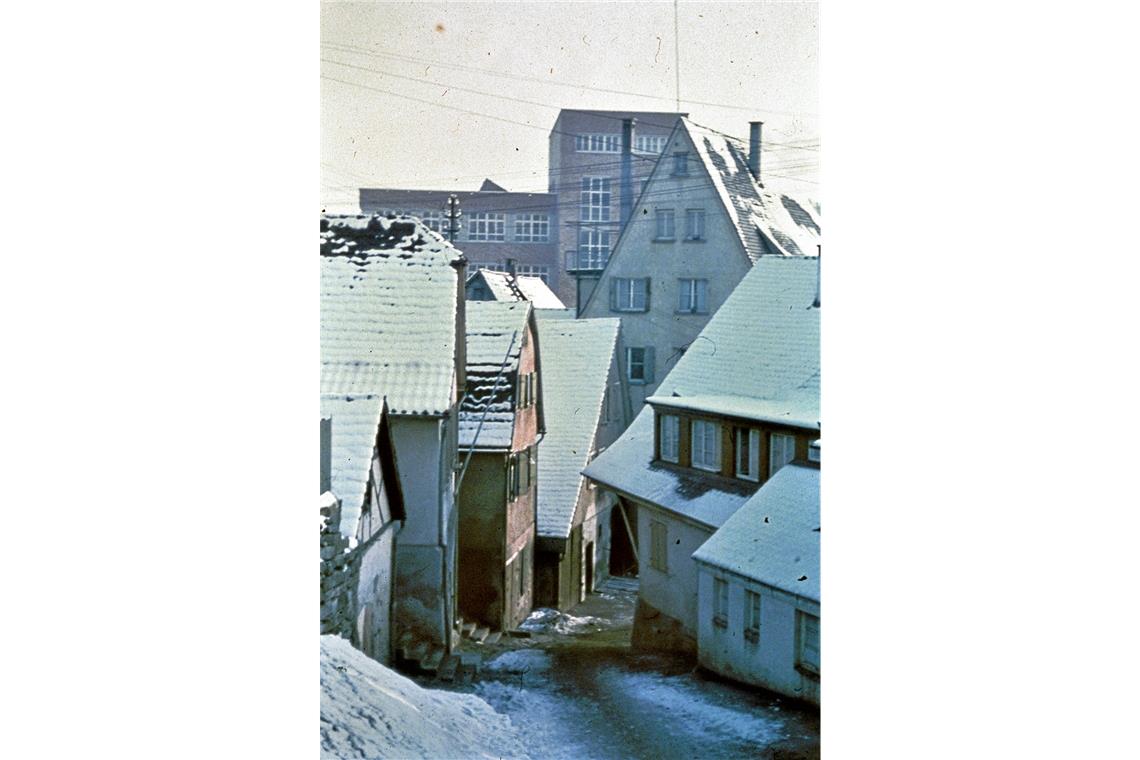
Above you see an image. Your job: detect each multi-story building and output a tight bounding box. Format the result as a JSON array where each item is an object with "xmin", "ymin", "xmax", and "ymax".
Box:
[
  {"xmin": 548, "ymin": 109, "xmax": 687, "ymax": 305},
  {"xmin": 358, "ymin": 180, "xmax": 560, "ymax": 293}
]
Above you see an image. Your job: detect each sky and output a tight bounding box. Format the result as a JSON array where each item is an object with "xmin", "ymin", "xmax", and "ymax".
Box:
[{"xmin": 321, "ymin": 1, "xmax": 819, "ymax": 212}]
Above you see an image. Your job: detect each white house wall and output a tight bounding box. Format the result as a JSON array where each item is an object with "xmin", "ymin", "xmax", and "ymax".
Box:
[
  {"xmin": 695, "ymin": 565, "xmax": 820, "ymax": 705},
  {"xmin": 637, "ymin": 501, "xmax": 716, "ymax": 639}
]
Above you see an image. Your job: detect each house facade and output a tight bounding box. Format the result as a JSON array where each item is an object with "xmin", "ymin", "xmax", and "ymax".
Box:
[
  {"xmin": 358, "ymin": 182, "xmax": 560, "ymax": 294},
  {"xmin": 456, "ymin": 301, "xmax": 545, "ymax": 632},
  {"xmin": 582, "ymin": 256, "xmax": 820, "ymax": 654},
  {"xmin": 693, "ymin": 463, "xmax": 820, "ymax": 705},
  {"xmin": 533, "ymin": 312, "xmax": 626, "ymax": 609},
  {"xmin": 319, "ymin": 397, "xmax": 408, "ymax": 665},
  {"xmin": 577, "ymin": 117, "xmax": 821, "ymax": 417},
  {"xmin": 321, "ymin": 214, "xmax": 467, "ymax": 660},
  {"xmin": 548, "ymin": 109, "xmax": 686, "ymax": 306}
]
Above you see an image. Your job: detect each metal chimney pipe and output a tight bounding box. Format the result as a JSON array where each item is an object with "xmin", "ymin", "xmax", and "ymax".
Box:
[
  {"xmin": 749, "ymin": 121, "xmax": 763, "ymax": 182},
  {"xmin": 814, "ymin": 245, "xmax": 821, "ymax": 308},
  {"xmin": 620, "ymin": 118, "xmax": 636, "ymax": 226},
  {"xmin": 506, "ymin": 257, "xmax": 517, "ymax": 276}
]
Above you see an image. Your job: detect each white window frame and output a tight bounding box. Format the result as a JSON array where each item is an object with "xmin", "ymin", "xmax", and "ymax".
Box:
[
  {"xmin": 691, "ymin": 419, "xmax": 721, "ymax": 472},
  {"xmin": 635, "ymin": 135, "xmax": 668, "ymax": 154},
  {"xmin": 615, "ymin": 278, "xmax": 649, "ymax": 312},
  {"xmin": 516, "ymin": 265, "xmax": 550, "ymax": 284},
  {"xmin": 735, "ymin": 427, "xmax": 760, "ymax": 481},
  {"xmin": 685, "ymin": 209, "xmax": 706, "ymax": 240},
  {"xmin": 626, "ymin": 347, "xmax": 647, "ymax": 383},
  {"xmin": 659, "ymin": 414, "xmax": 680, "ymax": 463},
  {"xmin": 421, "ymin": 211, "xmax": 444, "ymax": 233},
  {"xmin": 769, "ymin": 433, "xmax": 796, "ymax": 478},
  {"xmin": 577, "ymin": 228, "xmax": 612, "ymax": 269},
  {"xmin": 797, "ymin": 611, "xmax": 820, "ymax": 675},
  {"xmin": 575, "ymin": 133, "xmax": 621, "ymax": 153},
  {"xmin": 513, "ymin": 214, "xmax": 550, "ymax": 243},
  {"xmin": 580, "ymin": 177, "xmax": 612, "ymax": 221},
  {"xmin": 655, "ymin": 209, "xmax": 676, "ymax": 240},
  {"xmin": 678, "ymin": 278, "xmax": 708, "ymax": 314},
  {"xmin": 473, "ymin": 262, "xmax": 505, "ymax": 273},
  {"xmin": 713, "ymin": 577, "xmax": 728, "ymax": 628},
  {"xmin": 650, "ymin": 519, "xmax": 668, "ymax": 572},
  {"xmin": 468, "ymin": 212, "xmax": 505, "ymax": 241},
  {"xmin": 744, "ymin": 590, "xmax": 761, "ymax": 644}
]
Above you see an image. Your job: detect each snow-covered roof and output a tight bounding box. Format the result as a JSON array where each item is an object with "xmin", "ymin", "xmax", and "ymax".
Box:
[
  {"xmin": 320, "ymin": 214, "xmax": 462, "ymax": 416},
  {"xmin": 535, "ymin": 315, "xmax": 621, "ymax": 539},
  {"xmin": 468, "ymin": 270, "xmax": 566, "ymax": 309},
  {"xmin": 583, "ymin": 256, "xmax": 820, "ymax": 528},
  {"xmin": 683, "ymin": 119, "xmax": 821, "ymax": 264},
  {"xmin": 692, "ymin": 464, "xmax": 820, "ymax": 602},
  {"xmin": 645, "ymin": 393, "xmax": 819, "ymax": 431},
  {"xmin": 319, "ymin": 393, "xmax": 383, "ymax": 540},
  {"xmin": 459, "ymin": 301, "xmax": 532, "ymax": 450},
  {"xmin": 320, "ymin": 635, "xmax": 527, "ymax": 760}
]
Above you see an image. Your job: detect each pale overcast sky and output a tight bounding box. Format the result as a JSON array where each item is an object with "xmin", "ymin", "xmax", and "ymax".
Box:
[{"xmin": 321, "ymin": 1, "xmax": 819, "ymax": 212}]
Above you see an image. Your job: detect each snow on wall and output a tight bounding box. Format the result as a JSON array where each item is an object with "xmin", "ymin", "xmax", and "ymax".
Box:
[{"xmin": 320, "ymin": 635, "xmax": 529, "ymax": 759}]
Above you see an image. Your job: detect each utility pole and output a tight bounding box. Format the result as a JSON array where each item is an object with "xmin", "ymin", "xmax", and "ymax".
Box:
[{"xmin": 446, "ymin": 194, "xmax": 462, "ymax": 243}]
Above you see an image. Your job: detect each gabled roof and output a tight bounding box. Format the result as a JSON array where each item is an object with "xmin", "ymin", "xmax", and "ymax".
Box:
[
  {"xmin": 319, "ymin": 394, "xmax": 407, "ymax": 541},
  {"xmin": 692, "ymin": 464, "xmax": 820, "ymax": 602},
  {"xmin": 459, "ymin": 301, "xmax": 533, "ymax": 450},
  {"xmin": 582, "ymin": 256, "xmax": 820, "ymax": 528},
  {"xmin": 479, "ymin": 178, "xmax": 508, "ymax": 192},
  {"xmin": 535, "ymin": 315, "xmax": 622, "ymax": 539},
  {"xmin": 683, "ymin": 119, "xmax": 821, "ymax": 264},
  {"xmin": 320, "ymin": 214, "xmax": 462, "ymax": 416},
  {"xmin": 467, "ymin": 270, "xmax": 566, "ymax": 309}
]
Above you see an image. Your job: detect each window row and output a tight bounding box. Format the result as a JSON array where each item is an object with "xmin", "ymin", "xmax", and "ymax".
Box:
[
  {"xmin": 378, "ymin": 211, "xmax": 550, "ymax": 243},
  {"xmin": 658, "ymin": 414, "xmax": 799, "ymax": 481},
  {"xmin": 517, "ymin": 370, "xmax": 537, "ymax": 409},
  {"xmin": 711, "ymin": 581, "xmax": 819, "ymax": 673},
  {"xmin": 471, "ymin": 263, "xmax": 551, "ymax": 284},
  {"xmin": 506, "ymin": 445, "xmax": 538, "ymax": 501},
  {"xmin": 654, "ymin": 208, "xmax": 705, "ymax": 241},
  {"xmin": 574, "ymin": 133, "xmax": 670, "ymax": 154},
  {"xmin": 607, "ymin": 278, "xmax": 709, "ymax": 314}
]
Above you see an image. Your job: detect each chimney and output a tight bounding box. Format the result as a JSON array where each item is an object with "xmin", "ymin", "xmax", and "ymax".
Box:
[
  {"xmin": 319, "ymin": 417, "xmax": 332, "ymax": 494},
  {"xmin": 620, "ymin": 118, "xmax": 636, "ymax": 226},
  {"xmin": 814, "ymin": 245, "xmax": 821, "ymax": 308},
  {"xmin": 505, "ymin": 258, "xmax": 517, "ymax": 277},
  {"xmin": 748, "ymin": 121, "xmax": 763, "ymax": 182}
]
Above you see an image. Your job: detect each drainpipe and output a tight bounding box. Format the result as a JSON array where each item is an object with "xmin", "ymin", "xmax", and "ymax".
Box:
[
  {"xmin": 748, "ymin": 121, "xmax": 763, "ymax": 183},
  {"xmin": 620, "ymin": 118, "xmax": 636, "ymax": 227}
]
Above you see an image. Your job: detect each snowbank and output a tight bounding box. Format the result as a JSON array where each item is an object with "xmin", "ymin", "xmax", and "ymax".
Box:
[
  {"xmin": 320, "ymin": 635, "xmax": 528, "ymax": 759},
  {"xmin": 519, "ymin": 608, "xmax": 607, "ymax": 635}
]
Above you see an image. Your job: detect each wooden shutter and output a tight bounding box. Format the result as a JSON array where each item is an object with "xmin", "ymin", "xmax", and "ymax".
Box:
[
  {"xmin": 609, "ymin": 278, "xmax": 619, "ymax": 311},
  {"xmin": 696, "ymin": 280, "xmax": 708, "ymax": 313},
  {"xmin": 643, "ymin": 278, "xmax": 651, "ymax": 311}
]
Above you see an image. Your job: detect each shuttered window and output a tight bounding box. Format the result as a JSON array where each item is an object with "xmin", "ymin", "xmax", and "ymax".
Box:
[
  {"xmin": 713, "ymin": 578, "xmax": 728, "ymax": 628},
  {"xmin": 769, "ymin": 433, "xmax": 797, "ymax": 478},
  {"xmin": 650, "ymin": 520, "xmax": 668, "ymax": 572},
  {"xmin": 626, "ymin": 347, "xmax": 655, "ymax": 384},
  {"xmin": 611, "ymin": 278, "xmax": 650, "ymax": 312},
  {"xmin": 744, "ymin": 590, "xmax": 761, "ymax": 644},
  {"xmin": 678, "ymin": 279, "xmax": 708, "ymax": 314},
  {"xmin": 692, "ymin": 419, "xmax": 721, "ymax": 471},
  {"xmin": 797, "ymin": 611, "xmax": 820, "ymax": 674}
]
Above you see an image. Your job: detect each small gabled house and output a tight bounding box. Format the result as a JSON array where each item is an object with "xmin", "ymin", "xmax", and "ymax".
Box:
[
  {"xmin": 577, "ymin": 117, "xmax": 820, "ymax": 417},
  {"xmin": 693, "ymin": 463, "xmax": 820, "ymax": 705},
  {"xmin": 321, "ymin": 214, "xmax": 466, "ymax": 657},
  {"xmin": 456, "ymin": 301, "xmax": 545, "ymax": 632},
  {"xmin": 533, "ymin": 313, "xmax": 626, "ymax": 609},
  {"xmin": 466, "ymin": 268, "xmax": 567, "ymax": 310},
  {"xmin": 319, "ymin": 397, "xmax": 408, "ymax": 665},
  {"xmin": 582, "ymin": 256, "xmax": 820, "ymax": 654}
]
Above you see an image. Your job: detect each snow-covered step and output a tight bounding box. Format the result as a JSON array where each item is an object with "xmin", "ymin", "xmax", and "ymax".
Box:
[
  {"xmin": 483, "ymin": 631, "xmax": 502, "ymax": 645},
  {"xmin": 472, "ymin": 626, "xmax": 490, "ymax": 644},
  {"xmin": 461, "ymin": 622, "xmax": 477, "ymax": 637}
]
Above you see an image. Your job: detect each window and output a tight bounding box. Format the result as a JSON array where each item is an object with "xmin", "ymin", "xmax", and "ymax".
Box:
[
  {"xmin": 473, "ymin": 262, "xmax": 505, "ymax": 273},
  {"xmin": 655, "ymin": 209, "xmax": 676, "ymax": 240},
  {"xmin": 468, "ymin": 212, "xmax": 505, "ymax": 241},
  {"xmin": 797, "ymin": 611, "xmax": 820, "ymax": 675},
  {"xmin": 678, "ymin": 279, "xmax": 708, "ymax": 314},
  {"xmin": 612, "ymin": 278, "xmax": 649, "ymax": 312},
  {"xmin": 691, "ymin": 419, "xmax": 721, "ymax": 471},
  {"xmin": 635, "ymin": 135, "xmax": 668, "ymax": 154},
  {"xmin": 514, "ymin": 214, "xmax": 550, "ymax": 242},
  {"xmin": 769, "ymin": 433, "xmax": 796, "ymax": 478},
  {"xmin": 744, "ymin": 590, "xmax": 761, "ymax": 644},
  {"xmin": 421, "ymin": 211, "xmax": 443, "ymax": 233},
  {"xmin": 650, "ymin": 520, "xmax": 668, "ymax": 572},
  {"xmin": 808, "ymin": 439, "xmax": 821, "ymax": 464},
  {"xmin": 575, "ymin": 133, "xmax": 621, "ymax": 153},
  {"xmin": 516, "ymin": 265, "xmax": 549, "ymax": 283},
  {"xmin": 577, "ymin": 229, "xmax": 612, "ymax": 269},
  {"xmin": 528, "ymin": 445, "xmax": 538, "ymax": 486},
  {"xmin": 507, "ymin": 455, "xmax": 519, "ymax": 500},
  {"xmin": 685, "ymin": 209, "xmax": 706, "ymax": 240},
  {"xmin": 580, "ymin": 177, "xmax": 612, "ymax": 221},
  {"xmin": 659, "ymin": 414, "xmax": 680, "ymax": 463},
  {"xmin": 713, "ymin": 577, "xmax": 728, "ymax": 628},
  {"xmin": 672, "ymin": 151, "xmax": 690, "ymax": 176},
  {"xmin": 736, "ymin": 427, "xmax": 760, "ymax": 481},
  {"xmin": 626, "ymin": 347, "xmax": 654, "ymax": 384}
]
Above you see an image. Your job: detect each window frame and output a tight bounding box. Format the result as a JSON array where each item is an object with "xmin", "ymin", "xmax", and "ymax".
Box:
[
  {"xmin": 613, "ymin": 278, "xmax": 650, "ymax": 312},
  {"xmin": 677, "ymin": 278, "xmax": 709, "ymax": 314},
  {"xmin": 627, "ymin": 346, "xmax": 646, "ymax": 383},
  {"xmin": 672, "ymin": 151, "xmax": 690, "ymax": 176},
  {"xmin": 650, "ymin": 519, "xmax": 668, "ymax": 572},
  {"xmin": 577, "ymin": 228, "xmax": 612, "ymax": 269},
  {"xmin": 655, "ymin": 208, "xmax": 676, "ymax": 240},
  {"xmin": 685, "ymin": 208, "xmax": 706, "ymax": 241},
  {"xmin": 796, "ymin": 611, "xmax": 821, "ymax": 676},
  {"xmin": 659, "ymin": 414, "xmax": 680, "ymax": 463},
  {"xmin": 580, "ymin": 177, "xmax": 613, "ymax": 221},
  {"xmin": 769, "ymin": 432, "xmax": 797, "ymax": 479},
  {"xmin": 467, "ymin": 212, "xmax": 506, "ymax": 242},
  {"xmin": 744, "ymin": 589, "xmax": 761, "ymax": 644},
  {"xmin": 691, "ymin": 419, "xmax": 722, "ymax": 472},
  {"xmin": 713, "ymin": 577, "xmax": 728, "ymax": 628},
  {"xmin": 735, "ymin": 427, "xmax": 760, "ymax": 481}
]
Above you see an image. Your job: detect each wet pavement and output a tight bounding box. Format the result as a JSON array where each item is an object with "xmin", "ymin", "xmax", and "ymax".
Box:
[{"xmin": 428, "ymin": 578, "xmax": 820, "ymax": 760}]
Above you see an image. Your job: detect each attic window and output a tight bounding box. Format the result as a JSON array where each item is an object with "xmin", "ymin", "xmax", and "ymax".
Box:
[{"xmin": 672, "ymin": 152, "xmax": 690, "ymax": 176}]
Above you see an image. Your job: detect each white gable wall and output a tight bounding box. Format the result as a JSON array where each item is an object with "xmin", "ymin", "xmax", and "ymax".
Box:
[
  {"xmin": 580, "ymin": 123, "xmax": 753, "ymax": 413},
  {"xmin": 636, "ymin": 499, "xmax": 717, "ymax": 642}
]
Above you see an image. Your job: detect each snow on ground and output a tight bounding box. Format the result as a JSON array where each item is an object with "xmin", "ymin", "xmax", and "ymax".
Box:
[
  {"xmin": 519, "ymin": 607, "xmax": 609, "ymax": 634},
  {"xmin": 320, "ymin": 635, "xmax": 528, "ymax": 759},
  {"xmin": 483, "ymin": 648, "xmax": 552, "ymax": 674}
]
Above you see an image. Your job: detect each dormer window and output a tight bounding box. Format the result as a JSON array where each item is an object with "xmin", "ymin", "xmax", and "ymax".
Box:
[
  {"xmin": 769, "ymin": 433, "xmax": 796, "ymax": 477},
  {"xmin": 735, "ymin": 427, "xmax": 760, "ymax": 481},
  {"xmin": 691, "ymin": 419, "xmax": 721, "ymax": 472},
  {"xmin": 659, "ymin": 414, "xmax": 680, "ymax": 463}
]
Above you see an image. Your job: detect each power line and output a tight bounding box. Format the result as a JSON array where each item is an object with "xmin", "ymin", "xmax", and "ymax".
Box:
[{"xmin": 320, "ymin": 40, "xmax": 819, "ymax": 119}]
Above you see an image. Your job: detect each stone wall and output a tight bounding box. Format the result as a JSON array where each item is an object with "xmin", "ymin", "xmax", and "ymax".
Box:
[{"xmin": 320, "ymin": 495, "xmax": 356, "ymax": 638}]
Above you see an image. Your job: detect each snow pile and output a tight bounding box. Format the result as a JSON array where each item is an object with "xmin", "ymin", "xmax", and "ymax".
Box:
[
  {"xmin": 483, "ymin": 648, "xmax": 552, "ymax": 675},
  {"xmin": 519, "ymin": 608, "xmax": 607, "ymax": 635},
  {"xmin": 320, "ymin": 635, "xmax": 528, "ymax": 759}
]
